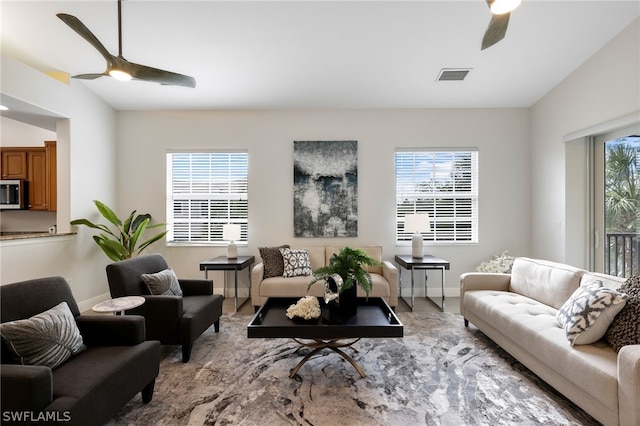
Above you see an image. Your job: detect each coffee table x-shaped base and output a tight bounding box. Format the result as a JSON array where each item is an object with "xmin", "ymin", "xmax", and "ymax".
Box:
[{"xmin": 290, "ymin": 337, "xmax": 363, "ymax": 378}]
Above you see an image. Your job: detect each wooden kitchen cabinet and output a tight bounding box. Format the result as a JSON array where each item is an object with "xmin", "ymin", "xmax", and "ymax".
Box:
[
  {"xmin": 0, "ymin": 142, "xmax": 56, "ymax": 211},
  {"xmin": 27, "ymin": 149, "xmax": 48, "ymax": 210},
  {"xmin": 45, "ymin": 141, "xmax": 57, "ymax": 211},
  {"xmin": 1, "ymin": 150, "xmax": 28, "ymax": 179}
]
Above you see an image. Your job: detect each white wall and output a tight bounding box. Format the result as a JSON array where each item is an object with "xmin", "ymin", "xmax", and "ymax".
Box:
[
  {"xmin": 530, "ymin": 18, "xmax": 640, "ymax": 265},
  {"xmin": 1, "ymin": 116, "xmax": 56, "ymax": 146},
  {"xmin": 117, "ymin": 108, "xmax": 531, "ymax": 295},
  {"xmin": 0, "ymin": 55, "xmax": 118, "ymax": 311}
]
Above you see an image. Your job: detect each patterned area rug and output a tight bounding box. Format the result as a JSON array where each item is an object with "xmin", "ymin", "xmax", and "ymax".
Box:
[{"xmin": 107, "ymin": 311, "xmax": 599, "ymax": 425}]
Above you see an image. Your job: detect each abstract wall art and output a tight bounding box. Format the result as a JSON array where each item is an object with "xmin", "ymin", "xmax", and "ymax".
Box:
[{"xmin": 293, "ymin": 140, "xmax": 358, "ymax": 237}]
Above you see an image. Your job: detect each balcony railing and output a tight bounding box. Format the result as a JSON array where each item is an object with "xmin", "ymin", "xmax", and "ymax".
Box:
[{"xmin": 605, "ymin": 233, "xmax": 640, "ymax": 278}]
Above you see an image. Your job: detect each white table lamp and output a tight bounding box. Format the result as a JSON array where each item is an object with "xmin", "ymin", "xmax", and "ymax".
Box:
[
  {"xmin": 222, "ymin": 224, "xmax": 241, "ymax": 259},
  {"xmin": 404, "ymin": 214, "xmax": 431, "ymax": 258}
]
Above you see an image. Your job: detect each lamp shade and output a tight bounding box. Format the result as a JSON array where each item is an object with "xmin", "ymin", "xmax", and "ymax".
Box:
[
  {"xmin": 222, "ymin": 224, "xmax": 241, "ymax": 241},
  {"xmin": 405, "ymin": 214, "xmax": 431, "ymax": 258},
  {"xmin": 404, "ymin": 214, "xmax": 431, "ymax": 233}
]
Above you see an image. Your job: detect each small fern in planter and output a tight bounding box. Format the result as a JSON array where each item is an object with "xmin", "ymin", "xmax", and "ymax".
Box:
[
  {"xmin": 71, "ymin": 200, "xmax": 168, "ymax": 262},
  {"xmin": 308, "ymin": 247, "xmax": 380, "ymax": 297}
]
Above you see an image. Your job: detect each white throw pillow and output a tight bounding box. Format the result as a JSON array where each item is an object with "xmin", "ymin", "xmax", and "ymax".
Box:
[
  {"xmin": 0, "ymin": 301, "xmax": 85, "ymax": 369},
  {"xmin": 280, "ymin": 248, "xmax": 313, "ymax": 277},
  {"xmin": 556, "ymin": 280, "xmax": 628, "ymax": 346}
]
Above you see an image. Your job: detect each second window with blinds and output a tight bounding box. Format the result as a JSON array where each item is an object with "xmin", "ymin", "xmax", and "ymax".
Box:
[
  {"xmin": 166, "ymin": 151, "xmax": 248, "ymax": 245},
  {"xmin": 395, "ymin": 149, "xmax": 479, "ymax": 245}
]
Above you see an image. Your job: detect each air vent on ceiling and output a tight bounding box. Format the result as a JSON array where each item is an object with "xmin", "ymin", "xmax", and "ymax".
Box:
[{"xmin": 436, "ymin": 68, "xmax": 472, "ymax": 82}]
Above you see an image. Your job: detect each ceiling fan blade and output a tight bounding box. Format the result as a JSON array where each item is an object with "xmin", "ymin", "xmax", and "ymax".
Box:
[
  {"xmin": 481, "ymin": 12, "xmax": 510, "ymax": 50},
  {"xmin": 57, "ymin": 4, "xmax": 196, "ymax": 88},
  {"xmin": 72, "ymin": 73, "xmax": 107, "ymax": 80},
  {"xmin": 123, "ymin": 60, "xmax": 196, "ymax": 88},
  {"xmin": 57, "ymin": 13, "xmax": 114, "ymax": 62}
]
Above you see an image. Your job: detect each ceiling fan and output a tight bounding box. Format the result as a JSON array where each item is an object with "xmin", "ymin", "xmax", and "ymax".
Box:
[
  {"xmin": 481, "ymin": 0, "xmax": 522, "ymax": 50},
  {"xmin": 57, "ymin": 0, "xmax": 196, "ymax": 88}
]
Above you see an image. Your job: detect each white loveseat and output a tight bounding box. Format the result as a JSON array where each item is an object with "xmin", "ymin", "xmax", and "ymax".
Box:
[
  {"xmin": 460, "ymin": 257, "xmax": 640, "ymax": 426},
  {"xmin": 251, "ymin": 245, "xmax": 398, "ymax": 309}
]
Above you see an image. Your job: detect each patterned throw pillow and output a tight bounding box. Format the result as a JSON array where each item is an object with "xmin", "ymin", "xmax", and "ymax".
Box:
[
  {"xmin": 0, "ymin": 301, "xmax": 85, "ymax": 369},
  {"xmin": 280, "ymin": 248, "xmax": 313, "ymax": 278},
  {"xmin": 556, "ymin": 280, "xmax": 628, "ymax": 346},
  {"xmin": 259, "ymin": 245, "xmax": 290, "ymax": 278},
  {"xmin": 142, "ymin": 268, "xmax": 183, "ymax": 296},
  {"xmin": 605, "ymin": 274, "xmax": 640, "ymax": 352}
]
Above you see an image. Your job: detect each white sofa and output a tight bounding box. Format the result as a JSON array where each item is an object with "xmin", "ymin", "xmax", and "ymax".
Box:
[
  {"xmin": 251, "ymin": 245, "xmax": 398, "ymax": 309},
  {"xmin": 460, "ymin": 257, "xmax": 640, "ymax": 426}
]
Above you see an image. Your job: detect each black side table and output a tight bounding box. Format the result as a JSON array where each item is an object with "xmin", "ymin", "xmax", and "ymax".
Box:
[
  {"xmin": 200, "ymin": 255, "xmax": 255, "ymax": 311},
  {"xmin": 395, "ymin": 255, "xmax": 450, "ymax": 311}
]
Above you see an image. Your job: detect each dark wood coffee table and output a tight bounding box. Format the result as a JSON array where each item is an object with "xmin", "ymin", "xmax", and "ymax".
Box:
[{"xmin": 247, "ymin": 297, "xmax": 403, "ymax": 378}]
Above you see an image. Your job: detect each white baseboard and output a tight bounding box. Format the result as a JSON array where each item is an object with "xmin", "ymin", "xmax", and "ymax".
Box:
[{"xmin": 78, "ymin": 292, "xmax": 111, "ymax": 314}]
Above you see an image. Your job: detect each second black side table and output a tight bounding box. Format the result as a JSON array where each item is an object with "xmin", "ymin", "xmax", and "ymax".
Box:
[
  {"xmin": 395, "ymin": 254, "xmax": 450, "ymax": 311},
  {"xmin": 200, "ymin": 255, "xmax": 255, "ymax": 311}
]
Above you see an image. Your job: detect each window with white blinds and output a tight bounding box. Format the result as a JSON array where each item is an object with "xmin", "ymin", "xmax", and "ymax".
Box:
[
  {"xmin": 166, "ymin": 151, "xmax": 248, "ymax": 244},
  {"xmin": 395, "ymin": 149, "xmax": 478, "ymax": 244}
]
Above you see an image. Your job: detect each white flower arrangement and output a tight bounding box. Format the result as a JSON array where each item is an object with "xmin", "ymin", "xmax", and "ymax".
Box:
[
  {"xmin": 286, "ymin": 296, "xmax": 321, "ymax": 320},
  {"xmin": 475, "ymin": 250, "xmax": 515, "ymax": 274}
]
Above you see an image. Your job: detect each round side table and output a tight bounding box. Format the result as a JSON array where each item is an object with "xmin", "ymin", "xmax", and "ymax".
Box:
[{"xmin": 92, "ymin": 296, "xmax": 145, "ymax": 315}]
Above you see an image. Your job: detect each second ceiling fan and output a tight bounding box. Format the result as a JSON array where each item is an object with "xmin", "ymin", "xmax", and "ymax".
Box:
[{"xmin": 57, "ymin": 0, "xmax": 196, "ymax": 88}]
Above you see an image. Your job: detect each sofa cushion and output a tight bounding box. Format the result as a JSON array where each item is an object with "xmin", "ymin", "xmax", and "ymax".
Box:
[
  {"xmin": 581, "ymin": 271, "xmax": 625, "ymax": 289},
  {"xmin": 510, "ymin": 257, "xmax": 584, "ymax": 309},
  {"xmin": 0, "ymin": 302, "xmax": 85, "ymax": 369},
  {"xmin": 556, "ymin": 281, "xmax": 628, "ymax": 345},
  {"xmin": 51, "ymin": 341, "xmax": 160, "ymax": 425},
  {"xmin": 141, "ymin": 268, "xmax": 183, "ymax": 296},
  {"xmin": 606, "ymin": 274, "xmax": 640, "ymax": 352},
  {"xmin": 298, "ymin": 246, "xmax": 326, "ymax": 271},
  {"xmin": 280, "ymin": 248, "xmax": 313, "ymax": 277},
  {"xmin": 261, "ymin": 275, "xmax": 318, "ymax": 298},
  {"xmin": 258, "ymin": 245, "xmax": 290, "ymax": 278},
  {"xmin": 463, "ymin": 289, "xmax": 620, "ymax": 413}
]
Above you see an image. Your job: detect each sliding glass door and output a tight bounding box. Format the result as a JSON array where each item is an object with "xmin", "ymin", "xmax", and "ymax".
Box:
[{"xmin": 593, "ymin": 129, "xmax": 640, "ymax": 278}]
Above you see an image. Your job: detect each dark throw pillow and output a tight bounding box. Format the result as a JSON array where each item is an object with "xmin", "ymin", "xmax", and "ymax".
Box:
[
  {"xmin": 605, "ymin": 274, "xmax": 640, "ymax": 352},
  {"xmin": 259, "ymin": 245, "xmax": 290, "ymax": 278},
  {"xmin": 141, "ymin": 268, "xmax": 183, "ymax": 296},
  {"xmin": 0, "ymin": 301, "xmax": 85, "ymax": 369}
]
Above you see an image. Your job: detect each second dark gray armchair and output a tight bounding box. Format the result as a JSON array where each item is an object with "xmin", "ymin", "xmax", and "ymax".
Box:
[{"xmin": 106, "ymin": 254, "xmax": 223, "ymax": 362}]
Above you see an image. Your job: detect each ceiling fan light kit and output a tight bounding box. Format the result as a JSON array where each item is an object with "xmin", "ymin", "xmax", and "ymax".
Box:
[
  {"xmin": 109, "ymin": 69, "xmax": 132, "ymax": 81},
  {"xmin": 490, "ymin": 0, "xmax": 522, "ymax": 15},
  {"xmin": 57, "ymin": 0, "xmax": 195, "ymax": 88}
]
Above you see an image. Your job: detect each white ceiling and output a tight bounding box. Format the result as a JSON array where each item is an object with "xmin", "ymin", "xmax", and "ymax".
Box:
[{"xmin": 1, "ymin": 0, "xmax": 639, "ymax": 112}]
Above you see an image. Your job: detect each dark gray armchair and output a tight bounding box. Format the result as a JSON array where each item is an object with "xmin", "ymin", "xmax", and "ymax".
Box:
[
  {"xmin": 106, "ymin": 253, "xmax": 223, "ymax": 362},
  {"xmin": 0, "ymin": 277, "xmax": 160, "ymax": 426}
]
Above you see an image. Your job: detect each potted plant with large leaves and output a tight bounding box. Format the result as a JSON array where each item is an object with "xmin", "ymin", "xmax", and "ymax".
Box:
[
  {"xmin": 308, "ymin": 247, "xmax": 380, "ymax": 322},
  {"xmin": 71, "ymin": 200, "xmax": 168, "ymax": 262}
]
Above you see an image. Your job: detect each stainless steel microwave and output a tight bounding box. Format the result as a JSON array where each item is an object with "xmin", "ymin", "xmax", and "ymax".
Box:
[{"xmin": 0, "ymin": 180, "xmax": 29, "ymax": 209}]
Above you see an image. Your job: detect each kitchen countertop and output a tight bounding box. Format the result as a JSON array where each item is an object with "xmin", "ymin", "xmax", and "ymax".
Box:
[{"xmin": 0, "ymin": 231, "xmax": 76, "ymax": 241}]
